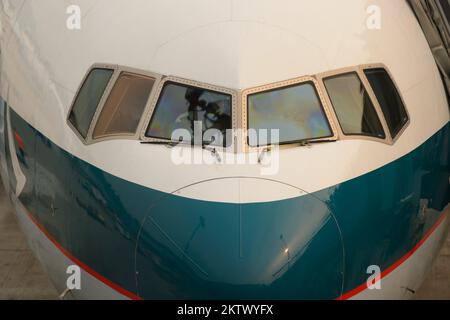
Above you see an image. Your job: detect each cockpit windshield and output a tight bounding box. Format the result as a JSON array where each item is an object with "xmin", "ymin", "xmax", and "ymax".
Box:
[
  {"xmin": 146, "ymin": 82, "xmax": 232, "ymax": 147},
  {"xmin": 69, "ymin": 64, "xmax": 406, "ymax": 148},
  {"xmin": 247, "ymin": 81, "xmax": 333, "ymax": 147}
]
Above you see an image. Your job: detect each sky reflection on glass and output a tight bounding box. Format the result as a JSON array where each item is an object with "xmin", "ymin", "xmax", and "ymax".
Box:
[{"xmin": 248, "ymin": 82, "xmax": 332, "ymax": 146}]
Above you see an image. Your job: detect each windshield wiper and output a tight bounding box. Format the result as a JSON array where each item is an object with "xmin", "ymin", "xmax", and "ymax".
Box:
[
  {"xmin": 141, "ymin": 139, "xmax": 223, "ymax": 162},
  {"xmin": 297, "ymin": 139, "xmax": 336, "ymax": 147},
  {"xmin": 140, "ymin": 140, "xmax": 182, "ymax": 148},
  {"xmin": 202, "ymin": 145, "xmax": 222, "ymax": 163}
]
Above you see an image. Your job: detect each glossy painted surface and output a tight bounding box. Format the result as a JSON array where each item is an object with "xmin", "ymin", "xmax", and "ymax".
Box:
[
  {"xmin": 2, "ymin": 0, "xmax": 448, "ymax": 203},
  {"xmin": 1, "ymin": 0, "xmax": 450, "ymax": 300},
  {"xmin": 3, "ymin": 105, "xmax": 449, "ymax": 299}
]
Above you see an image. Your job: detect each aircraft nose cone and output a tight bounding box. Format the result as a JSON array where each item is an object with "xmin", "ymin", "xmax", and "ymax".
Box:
[{"xmin": 135, "ymin": 178, "xmax": 344, "ymax": 299}]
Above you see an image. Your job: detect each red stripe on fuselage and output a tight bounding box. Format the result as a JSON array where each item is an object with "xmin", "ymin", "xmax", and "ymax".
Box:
[
  {"xmin": 18, "ymin": 199, "xmax": 448, "ymax": 301},
  {"xmin": 22, "ymin": 205, "xmax": 142, "ymax": 300},
  {"xmin": 336, "ymin": 210, "xmax": 449, "ymax": 300},
  {"xmin": 14, "ymin": 131, "xmax": 24, "ymax": 150}
]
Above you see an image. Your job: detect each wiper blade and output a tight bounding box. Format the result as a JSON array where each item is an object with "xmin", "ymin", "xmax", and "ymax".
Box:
[
  {"xmin": 141, "ymin": 140, "xmax": 222, "ymax": 162},
  {"xmin": 140, "ymin": 140, "xmax": 181, "ymax": 147},
  {"xmin": 141, "ymin": 139, "xmax": 219, "ymax": 148},
  {"xmin": 298, "ymin": 139, "xmax": 336, "ymax": 147}
]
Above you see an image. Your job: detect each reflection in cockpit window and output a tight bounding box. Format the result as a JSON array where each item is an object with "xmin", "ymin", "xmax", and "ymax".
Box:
[
  {"xmin": 364, "ymin": 68, "xmax": 408, "ymax": 139},
  {"xmin": 324, "ymin": 73, "xmax": 385, "ymax": 138},
  {"xmin": 93, "ymin": 72, "xmax": 155, "ymax": 139},
  {"xmin": 146, "ymin": 82, "xmax": 232, "ymax": 147},
  {"xmin": 247, "ymin": 82, "xmax": 332, "ymax": 147},
  {"xmin": 69, "ymin": 68, "xmax": 114, "ymax": 139}
]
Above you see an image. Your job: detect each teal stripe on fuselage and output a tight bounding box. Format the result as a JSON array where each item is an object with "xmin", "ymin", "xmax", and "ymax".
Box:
[{"xmin": 3, "ymin": 103, "xmax": 450, "ymax": 299}]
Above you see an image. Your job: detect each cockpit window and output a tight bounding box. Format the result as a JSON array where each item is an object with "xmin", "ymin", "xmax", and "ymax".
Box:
[
  {"xmin": 364, "ymin": 68, "xmax": 408, "ymax": 138},
  {"xmin": 93, "ymin": 72, "xmax": 155, "ymax": 139},
  {"xmin": 247, "ymin": 82, "xmax": 332, "ymax": 147},
  {"xmin": 69, "ymin": 68, "xmax": 113, "ymax": 139},
  {"xmin": 324, "ymin": 73, "xmax": 385, "ymax": 138},
  {"xmin": 146, "ymin": 82, "xmax": 232, "ymax": 146}
]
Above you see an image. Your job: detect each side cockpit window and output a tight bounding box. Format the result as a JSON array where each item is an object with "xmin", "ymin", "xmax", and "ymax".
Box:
[
  {"xmin": 364, "ymin": 68, "xmax": 409, "ymax": 139},
  {"xmin": 145, "ymin": 82, "xmax": 232, "ymax": 147},
  {"xmin": 324, "ymin": 72, "xmax": 385, "ymax": 139},
  {"xmin": 68, "ymin": 68, "xmax": 114, "ymax": 139},
  {"xmin": 93, "ymin": 72, "xmax": 155, "ymax": 139}
]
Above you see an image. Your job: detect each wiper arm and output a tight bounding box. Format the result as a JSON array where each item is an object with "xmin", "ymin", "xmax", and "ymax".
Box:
[
  {"xmin": 140, "ymin": 139, "xmax": 222, "ymax": 163},
  {"xmin": 297, "ymin": 139, "xmax": 336, "ymax": 147},
  {"xmin": 140, "ymin": 140, "xmax": 181, "ymax": 148}
]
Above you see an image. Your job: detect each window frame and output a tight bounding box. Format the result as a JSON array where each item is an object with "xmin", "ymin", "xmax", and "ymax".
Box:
[
  {"xmin": 241, "ymin": 76, "xmax": 338, "ymax": 152},
  {"xmin": 139, "ymin": 76, "xmax": 238, "ymax": 149},
  {"xmin": 319, "ymin": 69, "xmax": 388, "ymax": 141},
  {"xmin": 67, "ymin": 62, "xmax": 409, "ymax": 149},
  {"xmin": 316, "ymin": 64, "xmax": 409, "ymax": 145},
  {"xmin": 91, "ymin": 68, "xmax": 162, "ymax": 143},
  {"xmin": 67, "ymin": 63, "xmax": 163, "ymax": 145},
  {"xmin": 67, "ymin": 63, "xmax": 116, "ymax": 143},
  {"xmin": 362, "ymin": 64, "xmax": 410, "ymax": 143}
]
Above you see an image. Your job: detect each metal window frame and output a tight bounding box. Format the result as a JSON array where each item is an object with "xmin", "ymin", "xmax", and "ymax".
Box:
[
  {"xmin": 139, "ymin": 75, "xmax": 238, "ymax": 150},
  {"xmin": 67, "ymin": 62, "xmax": 410, "ymax": 150},
  {"xmin": 316, "ymin": 65, "xmax": 391, "ymax": 145},
  {"xmin": 66, "ymin": 63, "xmax": 117, "ymax": 144},
  {"xmin": 360, "ymin": 63, "xmax": 411, "ymax": 144},
  {"xmin": 316, "ymin": 63, "xmax": 410, "ymax": 145},
  {"xmin": 89, "ymin": 66, "xmax": 163, "ymax": 144},
  {"xmin": 67, "ymin": 63, "xmax": 164, "ymax": 145},
  {"xmin": 241, "ymin": 75, "xmax": 339, "ymax": 153}
]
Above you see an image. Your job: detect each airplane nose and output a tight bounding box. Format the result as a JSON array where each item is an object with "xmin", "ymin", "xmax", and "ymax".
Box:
[{"xmin": 135, "ymin": 177, "xmax": 344, "ymax": 299}]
